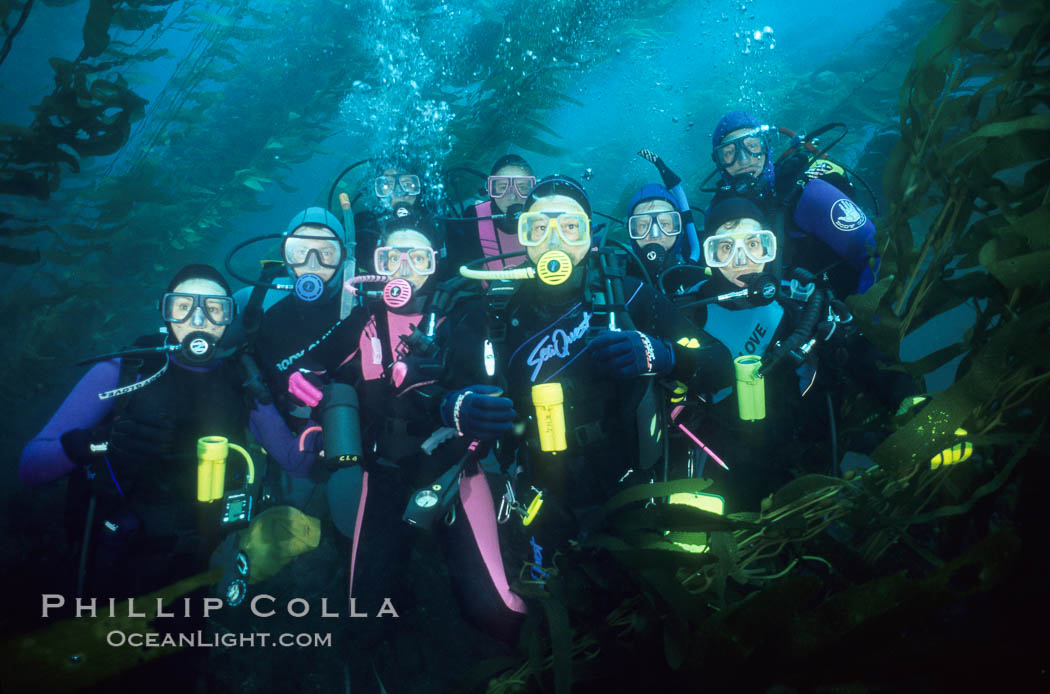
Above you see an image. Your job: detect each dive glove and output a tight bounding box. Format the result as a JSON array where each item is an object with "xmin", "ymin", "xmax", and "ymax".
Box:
[
  {"xmin": 590, "ymin": 330, "xmax": 674, "ymax": 378},
  {"xmin": 60, "ymin": 426, "xmax": 110, "ymax": 466},
  {"xmin": 288, "ymin": 369, "xmax": 325, "ymax": 408},
  {"xmin": 638, "ymin": 149, "xmax": 682, "ymax": 190},
  {"xmin": 440, "ymin": 385, "xmax": 517, "ymax": 439},
  {"xmin": 107, "ymin": 412, "xmax": 177, "ymax": 459}
]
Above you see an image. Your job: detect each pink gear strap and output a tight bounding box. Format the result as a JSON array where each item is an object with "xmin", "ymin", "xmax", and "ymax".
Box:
[{"xmin": 477, "ymin": 200, "xmax": 526, "ymax": 271}]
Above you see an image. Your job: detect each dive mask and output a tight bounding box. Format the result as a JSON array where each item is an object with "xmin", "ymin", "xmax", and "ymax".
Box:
[
  {"xmin": 627, "ymin": 210, "xmax": 682, "ymax": 240},
  {"xmin": 517, "ymin": 211, "xmax": 591, "ymax": 248},
  {"xmin": 161, "ymin": 293, "xmax": 235, "ymax": 327},
  {"xmin": 713, "ymin": 126, "xmax": 770, "ymax": 168},
  {"xmin": 703, "ymin": 230, "xmax": 777, "ymax": 268},
  {"xmin": 374, "ymin": 174, "xmax": 421, "ymax": 198},
  {"xmin": 281, "ymin": 233, "xmax": 344, "ymax": 269},
  {"xmin": 487, "ymin": 175, "xmax": 536, "ymax": 199},
  {"xmin": 373, "ymin": 245, "xmax": 437, "ymax": 277}
]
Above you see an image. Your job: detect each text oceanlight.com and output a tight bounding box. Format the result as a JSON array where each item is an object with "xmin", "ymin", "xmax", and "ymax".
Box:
[{"xmin": 106, "ymin": 631, "xmax": 332, "ymax": 649}]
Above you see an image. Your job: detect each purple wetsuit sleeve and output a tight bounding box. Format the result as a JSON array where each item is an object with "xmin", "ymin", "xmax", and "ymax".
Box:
[
  {"xmin": 19, "ymin": 359, "xmax": 121, "ymax": 486},
  {"xmin": 248, "ymin": 401, "xmax": 319, "ymax": 478}
]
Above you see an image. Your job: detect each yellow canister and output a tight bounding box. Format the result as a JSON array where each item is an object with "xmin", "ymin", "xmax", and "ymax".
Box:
[
  {"xmin": 734, "ymin": 355, "xmax": 766, "ymax": 421},
  {"xmin": 197, "ymin": 436, "xmax": 255, "ymax": 502},
  {"xmin": 531, "ymin": 382, "xmax": 567, "ymax": 453}
]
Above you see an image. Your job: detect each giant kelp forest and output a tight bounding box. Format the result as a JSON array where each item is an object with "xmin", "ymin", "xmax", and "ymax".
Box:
[{"xmin": 1, "ymin": 0, "xmax": 1048, "ymax": 692}]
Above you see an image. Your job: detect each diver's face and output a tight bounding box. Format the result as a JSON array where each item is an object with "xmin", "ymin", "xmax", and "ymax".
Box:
[
  {"xmin": 382, "ymin": 230, "xmax": 435, "ymax": 292},
  {"xmin": 289, "ymin": 225, "xmax": 339, "ymax": 282},
  {"xmin": 631, "ymin": 199, "xmax": 677, "ymax": 251},
  {"xmin": 720, "ymin": 127, "xmax": 767, "ymax": 179},
  {"xmin": 713, "ymin": 217, "xmax": 767, "ymax": 287},
  {"xmin": 167, "ymin": 278, "xmax": 229, "ymax": 343},
  {"xmin": 490, "ymin": 165, "xmax": 533, "ymax": 214},
  {"xmin": 523, "ymin": 195, "xmax": 591, "ymax": 268},
  {"xmin": 383, "ymin": 167, "xmax": 418, "ymax": 209}
]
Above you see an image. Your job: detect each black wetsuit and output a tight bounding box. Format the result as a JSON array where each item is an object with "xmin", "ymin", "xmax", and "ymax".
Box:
[
  {"xmin": 679, "ymin": 271, "xmax": 914, "ymax": 509},
  {"xmin": 65, "ymin": 340, "xmax": 248, "ymax": 598},
  {"xmin": 254, "ymin": 287, "xmax": 355, "ymax": 425},
  {"xmin": 445, "ymin": 271, "xmax": 722, "ymax": 559},
  {"xmin": 312, "ymin": 284, "xmax": 528, "ymax": 647}
]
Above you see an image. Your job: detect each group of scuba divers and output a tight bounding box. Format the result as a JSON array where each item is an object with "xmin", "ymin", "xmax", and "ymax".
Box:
[{"xmin": 20, "ymin": 110, "xmax": 919, "ymax": 679}]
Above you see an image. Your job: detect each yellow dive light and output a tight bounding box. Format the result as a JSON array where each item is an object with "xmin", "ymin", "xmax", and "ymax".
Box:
[
  {"xmin": 197, "ymin": 436, "xmax": 255, "ymax": 502},
  {"xmin": 734, "ymin": 355, "xmax": 766, "ymax": 421},
  {"xmin": 532, "ymin": 382, "xmax": 567, "ymax": 453}
]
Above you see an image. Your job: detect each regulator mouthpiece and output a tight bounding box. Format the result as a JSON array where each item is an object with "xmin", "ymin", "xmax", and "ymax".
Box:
[
  {"xmin": 640, "ymin": 243, "xmax": 667, "ymax": 272},
  {"xmin": 294, "ymin": 273, "xmax": 326, "ymax": 302},
  {"xmin": 181, "ymin": 331, "xmax": 218, "ymax": 364},
  {"xmin": 383, "ymin": 278, "xmax": 413, "ymax": 309},
  {"xmin": 535, "ymin": 250, "xmax": 573, "ymax": 286}
]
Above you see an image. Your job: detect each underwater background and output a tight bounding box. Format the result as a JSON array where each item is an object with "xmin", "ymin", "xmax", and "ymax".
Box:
[{"xmin": 2, "ymin": 0, "xmax": 1048, "ymax": 691}]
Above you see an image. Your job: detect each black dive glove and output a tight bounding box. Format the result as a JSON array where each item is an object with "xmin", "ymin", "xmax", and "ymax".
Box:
[
  {"xmin": 107, "ymin": 411, "xmax": 177, "ymax": 460},
  {"xmin": 440, "ymin": 385, "xmax": 517, "ymax": 440},
  {"xmin": 638, "ymin": 149, "xmax": 682, "ymax": 190},
  {"xmin": 60, "ymin": 427, "xmax": 110, "ymax": 466},
  {"xmin": 590, "ymin": 330, "xmax": 675, "ymax": 378}
]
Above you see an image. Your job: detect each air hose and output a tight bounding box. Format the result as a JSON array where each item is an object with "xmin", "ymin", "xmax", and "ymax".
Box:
[{"xmin": 757, "ymin": 284, "xmax": 825, "ymax": 378}]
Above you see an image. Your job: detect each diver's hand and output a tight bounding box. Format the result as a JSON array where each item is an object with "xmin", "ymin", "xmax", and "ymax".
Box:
[
  {"xmin": 288, "ymin": 369, "xmax": 325, "ymax": 408},
  {"xmin": 590, "ymin": 330, "xmax": 674, "ymax": 378},
  {"xmin": 59, "ymin": 427, "xmax": 109, "ymax": 466},
  {"xmin": 637, "ymin": 149, "xmax": 681, "ymax": 189},
  {"xmin": 441, "ymin": 385, "xmax": 517, "ymax": 439},
  {"xmin": 638, "ymin": 149, "xmax": 660, "ymax": 164},
  {"xmin": 108, "ymin": 411, "xmax": 176, "ymax": 460}
]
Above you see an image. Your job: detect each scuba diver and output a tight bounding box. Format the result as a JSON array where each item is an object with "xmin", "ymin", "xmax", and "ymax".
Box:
[
  {"xmin": 709, "ymin": 110, "xmax": 879, "ymax": 298},
  {"xmin": 18, "ymin": 264, "xmax": 313, "ymax": 598},
  {"xmin": 282, "ymin": 209, "xmax": 526, "ymax": 689},
  {"xmin": 246, "ymin": 207, "xmax": 359, "ymax": 427},
  {"xmin": 630, "ymin": 149, "xmax": 701, "ymax": 278},
  {"xmin": 352, "ymin": 158, "xmax": 443, "ymax": 274},
  {"xmin": 445, "ymin": 153, "xmax": 536, "ymax": 274},
  {"xmin": 447, "ymin": 175, "xmax": 723, "ymax": 568},
  {"xmin": 673, "ymin": 197, "xmax": 916, "ymax": 508}
]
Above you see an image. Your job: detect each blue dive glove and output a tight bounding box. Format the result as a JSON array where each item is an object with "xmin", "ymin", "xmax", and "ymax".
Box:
[
  {"xmin": 440, "ymin": 385, "xmax": 517, "ymax": 439},
  {"xmin": 590, "ymin": 330, "xmax": 674, "ymax": 378}
]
